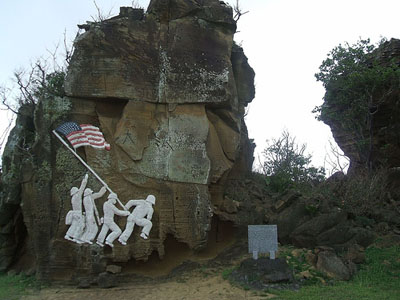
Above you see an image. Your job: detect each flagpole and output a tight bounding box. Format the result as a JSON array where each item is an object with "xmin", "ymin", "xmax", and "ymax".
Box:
[{"xmin": 52, "ymin": 130, "xmax": 128, "ymax": 211}]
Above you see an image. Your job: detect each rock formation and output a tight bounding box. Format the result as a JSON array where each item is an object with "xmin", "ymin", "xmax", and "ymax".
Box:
[
  {"xmin": 321, "ymin": 38, "xmax": 400, "ymax": 172},
  {"xmin": 0, "ymin": 0, "xmax": 255, "ymax": 281}
]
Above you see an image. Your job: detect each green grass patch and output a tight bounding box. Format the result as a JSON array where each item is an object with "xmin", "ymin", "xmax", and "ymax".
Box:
[
  {"xmin": 221, "ymin": 267, "xmax": 235, "ymax": 280},
  {"xmin": 272, "ymin": 245, "xmax": 400, "ymax": 300},
  {"xmin": 0, "ymin": 273, "xmax": 41, "ymax": 300}
]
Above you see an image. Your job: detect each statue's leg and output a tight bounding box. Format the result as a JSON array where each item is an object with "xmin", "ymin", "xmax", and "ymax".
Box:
[
  {"xmin": 97, "ymin": 223, "xmax": 109, "ymax": 244},
  {"xmin": 119, "ymin": 218, "xmax": 135, "ymax": 243},
  {"xmin": 80, "ymin": 217, "xmax": 89, "ymax": 242},
  {"xmin": 73, "ymin": 214, "xmax": 85, "ymax": 242},
  {"xmin": 142, "ymin": 219, "xmax": 152, "ymax": 236},
  {"xmin": 85, "ymin": 219, "xmax": 98, "ymax": 243},
  {"xmin": 66, "ymin": 212, "xmax": 79, "ymax": 238},
  {"xmin": 106, "ymin": 222, "xmax": 122, "ymax": 244},
  {"xmin": 89, "ymin": 222, "xmax": 98, "ymax": 242},
  {"xmin": 136, "ymin": 219, "xmax": 152, "ymax": 237},
  {"xmin": 65, "ymin": 221, "xmax": 75, "ymax": 238}
]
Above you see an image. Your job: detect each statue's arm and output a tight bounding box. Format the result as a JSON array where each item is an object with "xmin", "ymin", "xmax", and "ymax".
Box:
[
  {"xmin": 93, "ymin": 186, "xmax": 107, "ymax": 199},
  {"xmin": 125, "ymin": 200, "xmax": 142, "ymax": 209},
  {"xmin": 78, "ymin": 174, "xmax": 89, "ymax": 196},
  {"xmin": 113, "ymin": 205, "xmax": 130, "ymax": 216},
  {"xmin": 146, "ymin": 207, "xmax": 154, "ymax": 221}
]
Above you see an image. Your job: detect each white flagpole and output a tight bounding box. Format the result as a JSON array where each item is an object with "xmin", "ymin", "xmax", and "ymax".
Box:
[{"xmin": 52, "ymin": 130, "xmax": 128, "ymax": 211}]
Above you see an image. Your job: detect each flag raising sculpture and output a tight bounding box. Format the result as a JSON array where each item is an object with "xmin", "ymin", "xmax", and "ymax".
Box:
[
  {"xmin": 53, "ymin": 122, "xmax": 154, "ymax": 247},
  {"xmin": 55, "ymin": 122, "xmax": 110, "ymax": 151},
  {"xmin": 53, "ymin": 122, "xmax": 127, "ymax": 213}
]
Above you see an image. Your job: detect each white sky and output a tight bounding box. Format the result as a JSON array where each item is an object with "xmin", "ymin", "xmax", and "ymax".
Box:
[{"xmin": 1, "ymin": 0, "xmax": 399, "ymax": 172}]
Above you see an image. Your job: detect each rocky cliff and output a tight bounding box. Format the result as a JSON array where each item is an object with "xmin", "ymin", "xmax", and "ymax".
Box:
[
  {"xmin": 322, "ymin": 38, "xmax": 400, "ymax": 172},
  {"xmin": 0, "ymin": 0, "xmax": 255, "ymax": 281}
]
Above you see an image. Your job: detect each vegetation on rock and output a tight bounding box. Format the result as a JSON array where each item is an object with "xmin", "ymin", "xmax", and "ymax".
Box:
[
  {"xmin": 313, "ymin": 38, "xmax": 400, "ymax": 171},
  {"xmin": 273, "ymin": 243, "xmax": 400, "ymax": 299}
]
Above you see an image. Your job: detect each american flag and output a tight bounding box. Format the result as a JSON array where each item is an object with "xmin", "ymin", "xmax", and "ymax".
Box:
[{"xmin": 55, "ymin": 122, "xmax": 111, "ymax": 151}]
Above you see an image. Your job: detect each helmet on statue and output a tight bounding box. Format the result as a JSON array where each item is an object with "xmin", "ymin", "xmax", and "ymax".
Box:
[
  {"xmin": 70, "ymin": 187, "xmax": 79, "ymax": 196},
  {"xmin": 146, "ymin": 195, "xmax": 156, "ymax": 205},
  {"xmin": 84, "ymin": 188, "xmax": 93, "ymax": 196},
  {"xmin": 108, "ymin": 193, "xmax": 118, "ymax": 200}
]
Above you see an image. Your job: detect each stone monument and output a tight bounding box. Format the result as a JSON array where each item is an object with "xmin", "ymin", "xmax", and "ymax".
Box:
[{"xmin": 248, "ymin": 225, "xmax": 278, "ymax": 260}]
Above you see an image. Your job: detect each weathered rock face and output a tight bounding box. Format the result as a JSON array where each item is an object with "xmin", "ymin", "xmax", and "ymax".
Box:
[
  {"xmin": 0, "ymin": 0, "xmax": 255, "ymax": 280},
  {"xmin": 323, "ymin": 38, "xmax": 400, "ymax": 172}
]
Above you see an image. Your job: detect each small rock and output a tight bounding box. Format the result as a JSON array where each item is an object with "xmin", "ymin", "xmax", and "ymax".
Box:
[
  {"xmin": 315, "ymin": 246, "xmax": 335, "ymax": 253},
  {"xmin": 77, "ymin": 278, "xmax": 91, "ymax": 289},
  {"xmin": 346, "ymin": 260, "xmax": 357, "ymax": 276},
  {"xmin": 106, "ymin": 264, "xmax": 122, "ymax": 274},
  {"xmin": 305, "ymin": 252, "xmax": 317, "ymax": 266},
  {"xmin": 7, "ymin": 269, "xmax": 17, "ymax": 276},
  {"xmin": 376, "ymin": 222, "xmax": 389, "ymax": 233},
  {"xmin": 251, "ymin": 190, "xmax": 263, "ymax": 199},
  {"xmin": 299, "ymin": 270, "xmax": 313, "ymax": 279},
  {"xmin": 92, "ymin": 262, "xmax": 106, "ymax": 274},
  {"xmin": 317, "ymin": 277, "xmax": 327, "ymax": 284},
  {"xmin": 97, "ymin": 272, "xmax": 118, "ymax": 289},
  {"xmin": 344, "ymin": 244, "xmax": 365, "ymax": 264},
  {"xmin": 317, "ymin": 251, "xmax": 351, "ymax": 281},
  {"xmin": 273, "ymin": 191, "xmax": 301, "ymax": 212},
  {"xmin": 222, "ymin": 197, "xmax": 239, "ymax": 214},
  {"xmin": 291, "ymin": 249, "xmax": 303, "ymax": 258}
]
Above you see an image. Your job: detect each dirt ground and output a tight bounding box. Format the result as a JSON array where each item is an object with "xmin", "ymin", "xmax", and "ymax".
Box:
[
  {"xmin": 21, "ymin": 270, "xmax": 274, "ymax": 300},
  {"xmin": 20, "ymin": 233, "xmax": 276, "ymax": 300}
]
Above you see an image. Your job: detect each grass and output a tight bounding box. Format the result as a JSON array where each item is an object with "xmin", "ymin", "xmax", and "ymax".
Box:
[
  {"xmin": 221, "ymin": 267, "xmax": 235, "ymax": 280},
  {"xmin": 272, "ymin": 244, "xmax": 400, "ymax": 300},
  {"xmin": 0, "ymin": 273, "xmax": 41, "ymax": 300}
]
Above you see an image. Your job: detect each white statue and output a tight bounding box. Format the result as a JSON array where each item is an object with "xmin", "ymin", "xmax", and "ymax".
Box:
[
  {"xmin": 80, "ymin": 186, "xmax": 107, "ymax": 244},
  {"xmin": 96, "ymin": 193, "xmax": 130, "ymax": 248},
  {"xmin": 65, "ymin": 174, "xmax": 88, "ymax": 243},
  {"xmin": 118, "ymin": 195, "xmax": 156, "ymax": 245}
]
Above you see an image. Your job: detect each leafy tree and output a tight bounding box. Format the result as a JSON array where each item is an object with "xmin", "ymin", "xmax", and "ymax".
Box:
[
  {"xmin": 262, "ymin": 130, "xmax": 325, "ymax": 192},
  {"xmin": 313, "ymin": 38, "xmax": 400, "ymax": 171}
]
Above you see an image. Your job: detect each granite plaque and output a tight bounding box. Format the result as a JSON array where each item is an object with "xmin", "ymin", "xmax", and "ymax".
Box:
[{"xmin": 248, "ymin": 225, "xmax": 278, "ymax": 260}]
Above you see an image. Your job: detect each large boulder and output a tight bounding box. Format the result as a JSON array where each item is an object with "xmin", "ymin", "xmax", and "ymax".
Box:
[
  {"xmin": 0, "ymin": 0, "xmax": 255, "ymax": 281},
  {"xmin": 229, "ymin": 257, "xmax": 295, "ymax": 289}
]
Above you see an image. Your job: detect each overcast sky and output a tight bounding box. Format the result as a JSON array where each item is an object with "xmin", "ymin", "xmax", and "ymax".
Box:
[{"xmin": 1, "ymin": 0, "xmax": 399, "ymax": 172}]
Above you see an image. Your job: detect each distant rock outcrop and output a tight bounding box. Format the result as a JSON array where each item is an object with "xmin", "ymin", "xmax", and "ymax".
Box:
[
  {"xmin": 0, "ymin": 0, "xmax": 255, "ymax": 280},
  {"xmin": 322, "ymin": 38, "xmax": 400, "ymax": 172}
]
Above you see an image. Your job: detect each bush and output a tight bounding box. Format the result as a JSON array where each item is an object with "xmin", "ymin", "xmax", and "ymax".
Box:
[
  {"xmin": 339, "ymin": 169, "xmax": 389, "ymax": 218},
  {"xmin": 262, "ymin": 130, "xmax": 325, "ymax": 193}
]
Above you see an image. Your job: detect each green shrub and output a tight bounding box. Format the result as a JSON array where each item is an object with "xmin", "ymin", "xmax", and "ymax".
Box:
[
  {"xmin": 273, "ymin": 244, "xmax": 400, "ymax": 299},
  {"xmin": 262, "ymin": 130, "xmax": 325, "ymax": 193}
]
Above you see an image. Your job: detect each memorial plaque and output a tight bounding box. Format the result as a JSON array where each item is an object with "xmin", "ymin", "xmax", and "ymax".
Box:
[{"xmin": 248, "ymin": 225, "xmax": 278, "ymax": 260}]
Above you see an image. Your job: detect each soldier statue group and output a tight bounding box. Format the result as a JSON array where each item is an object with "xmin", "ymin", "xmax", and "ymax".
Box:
[{"xmin": 64, "ymin": 174, "xmax": 155, "ymax": 248}]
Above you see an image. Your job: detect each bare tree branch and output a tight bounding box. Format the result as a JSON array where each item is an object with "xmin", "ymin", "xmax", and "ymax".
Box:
[
  {"xmin": 324, "ymin": 138, "xmax": 350, "ymax": 175},
  {"xmin": 91, "ymin": 0, "xmax": 114, "ymax": 22},
  {"xmin": 233, "ymin": 0, "xmax": 249, "ymax": 22},
  {"xmin": 131, "ymin": 0, "xmax": 142, "ymax": 9},
  {"xmin": 0, "ymin": 113, "xmax": 15, "ymax": 153}
]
